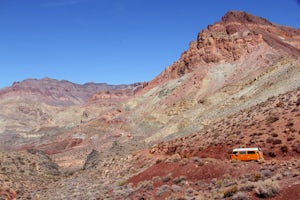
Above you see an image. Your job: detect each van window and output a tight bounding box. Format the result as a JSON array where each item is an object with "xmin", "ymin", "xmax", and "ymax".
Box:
[
  {"xmin": 232, "ymin": 151, "xmax": 238, "ymax": 155},
  {"xmin": 239, "ymin": 151, "xmax": 246, "ymax": 154},
  {"xmin": 247, "ymin": 151, "xmax": 256, "ymax": 154}
]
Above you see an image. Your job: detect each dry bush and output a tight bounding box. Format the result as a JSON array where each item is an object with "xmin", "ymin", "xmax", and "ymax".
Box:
[
  {"xmin": 260, "ymin": 169, "xmax": 272, "ymax": 179},
  {"xmin": 271, "ymin": 173, "xmax": 283, "ymax": 181},
  {"xmin": 152, "ymin": 176, "xmax": 161, "ymax": 182},
  {"xmin": 254, "ymin": 179, "xmax": 280, "ymax": 198},
  {"xmin": 223, "ymin": 185, "xmax": 238, "ymax": 198},
  {"xmin": 287, "ymin": 137, "xmax": 295, "ymax": 141},
  {"xmin": 292, "ymin": 144, "xmax": 300, "ymax": 153},
  {"xmin": 155, "ymin": 159, "xmax": 163, "ymax": 164},
  {"xmin": 232, "ymin": 192, "xmax": 249, "ymax": 200},
  {"xmin": 166, "ymin": 154, "xmax": 181, "ymax": 163},
  {"xmin": 265, "ymin": 116, "xmax": 279, "ymax": 125},
  {"xmin": 156, "ymin": 185, "xmax": 171, "ymax": 197},
  {"xmin": 286, "ymin": 122, "xmax": 294, "ymax": 127},
  {"xmin": 171, "ymin": 184, "xmax": 182, "ymax": 192},
  {"xmin": 137, "ymin": 180, "xmax": 153, "ymax": 191},
  {"xmin": 239, "ymin": 181, "xmax": 255, "ymax": 192},
  {"xmin": 250, "ymin": 173, "xmax": 261, "ymax": 182},
  {"xmin": 162, "ymin": 173, "xmax": 172, "ymax": 182},
  {"xmin": 266, "ymin": 137, "xmax": 273, "ymax": 143},
  {"xmin": 191, "ymin": 157, "xmax": 204, "ymax": 166},
  {"xmin": 280, "ymin": 145, "xmax": 288, "ymax": 153},
  {"xmin": 271, "ymin": 133, "xmax": 278, "ymax": 137},
  {"xmin": 173, "ymin": 176, "xmax": 187, "ymax": 185},
  {"xmin": 272, "ymin": 139, "xmax": 282, "ymax": 145},
  {"xmin": 268, "ymin": 151, "xmax": 276, "ymax": 157}
]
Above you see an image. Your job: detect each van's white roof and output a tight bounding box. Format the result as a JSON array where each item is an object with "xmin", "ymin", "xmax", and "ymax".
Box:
[{"xmin": 232, "ymin": 147, "xmax": 261, "ymax": 152}]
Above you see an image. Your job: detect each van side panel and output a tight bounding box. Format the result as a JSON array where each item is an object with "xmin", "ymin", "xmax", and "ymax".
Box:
[{"xmin": 230, "ymin": 149, "xmax": 263, "ymax": 161}]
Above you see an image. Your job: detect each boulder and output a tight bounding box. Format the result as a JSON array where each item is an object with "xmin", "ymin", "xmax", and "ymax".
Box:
[{"xmin": 83, "ymin": 149, "xmax": 100, "ymax": 170}]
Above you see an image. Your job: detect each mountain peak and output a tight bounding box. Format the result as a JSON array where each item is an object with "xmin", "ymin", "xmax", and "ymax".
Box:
[
  {"xmin": 221, "ymin": 11, "xmax": 272, "ymax": 25},
  {"xmin": 147, "ymin": 11, "xmax": 300, "ymax": 89}
]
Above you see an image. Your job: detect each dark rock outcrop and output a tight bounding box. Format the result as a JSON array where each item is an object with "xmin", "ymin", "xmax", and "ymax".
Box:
[
  {"xmin": 27, "ymin": 149, "xmax": 60, "ymax": 176},
  {"xmin": 83, "ymin": 149, "xmax": 100, "ymax": 170}
]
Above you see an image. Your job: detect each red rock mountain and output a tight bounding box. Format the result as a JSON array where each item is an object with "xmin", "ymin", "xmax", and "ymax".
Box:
[{"xmin": 148, "ymin": 11, "xmax": 300, "ymax": 87}]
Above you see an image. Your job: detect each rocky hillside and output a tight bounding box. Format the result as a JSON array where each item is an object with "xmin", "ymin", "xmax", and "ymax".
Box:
[
  {"xmin": 123, "ymin": 11, "xmax": 300, "ymax": 143},
  {"xmin": 1, "ymin": 87, "xmax": 300, "ymax": 199}
]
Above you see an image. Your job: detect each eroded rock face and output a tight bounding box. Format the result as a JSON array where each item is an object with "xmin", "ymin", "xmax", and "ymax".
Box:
[
  {"xmin": 147, "ymin": 11, "xmax": 300, "ymax": 86},
  {"xmin": 27, "ymin": 149, "xmax": 60, "ymax": 176},
  {"xmin": 83, "ymin": 149, "xmax": 100, "ymax": 170}
]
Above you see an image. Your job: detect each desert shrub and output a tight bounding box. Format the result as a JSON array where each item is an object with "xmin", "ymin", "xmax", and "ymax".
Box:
[
  {"xmin": 271, "ymin": 133, "xmax": 278, "ymax": 137},
  {"xmin": 292, "ymin": 144, "xmax": 300, "ymax": 153},
  {"xmin": 223, "ymin": 185, "xmax": 238, "ymax": 198},
  {"xmin": 117, "ymin": 180, "xmax": 127, "ymax": 186},
  {"xmin": 152, "ymin": 176, "xmax": 161, "ymax": 182},
  {"xmin": 276, "ymin": 101, "xmax": 284, "ymax": 108},
  {"xmin": 272, "ymin": 139, "xmax": 282, "ymax": 145},
  {"xmin": 166, "ymin": 154, "xmax": 181, "ymax": 163},
  {"xmin": 166, "ymin": 196, "xmax": 187, "ymax": 200},
  {"xmin": 296, "ymin": 98, "xmax": 300, "ymax": 106},
  {"xmin": 280, "ymin": 145, "xmax": 288, "ymax": 153},
  {"xmin": 223, "ymin": 179, "xmax": 237, "ymax": 187},
  {"xmin": 137, "ymin": 180, "xmax": 153, "ymax": 191},
  {"xmin": 185, "ymin": 188, "xmax": 196, "ymax": 197},
  {"xmin": 266, "ymin": 116, "xmax": 279, "ymax": 125},
  {"xmin": 239, "ymin": 182, "xmax": 255, "ymax": 191},
  {"xmin": 272, "ymin": 173, "xmax": 283, "ymax": 181},
  {"xmin": 268, "ymin": 152, "xmax": 276, "ymax": 157},
  {"xmin": 232, "ymin": 192, "xmax": 249, "ymax": 200},
  {"xmin": 191, "ymin": 157, "xmax": 204, "ymax": 166},
  {"xmin": 287, "ymin": 137, "xmax": 295, "ymax": 141},
  {"xmin": 250, "ymin": 173, "xmax": 261, "ymax": 182},
  {"xmin": 286, "ymin": 122, "xmax": 294, "ymax": 127},
  {"xmin": 282, "ymin": 170, "xmax": 290, "ymax": 177},
  {"xmin": 162, "ymin": 173, "xmax": 172, "ymax": 182},
  {"xmin": 171, "ymin": 184, "xmax": 182, "ymax": 192},
  {"xmin": 254, "ymin": 179, "xmax": 280, "ymax": 198},
  {"xmin": 223, "ymin": 173, "xmax": 231, "ymax": 179},
  {"xmin": 155, "ymin": 159, "xmax": 163, "ymax": 164},
  {"xmin": 179, "ymin": 158, "xmax": 189, "ymax": 166},
  {"xmin": 173, "ymin": 176, "xmax": 187, "ymax": 185},
  {"xmin": 156, "ymin": 185, "xmax": 171, "ymax": 197},
  {"xmin": 266, "ymin": 137, "xmax": 273, "ymax": 143},
  {"xmin": 211, "ymin": 178, "xmax": 217, "ymax": 185},
  {"xmin": 260, "ymin": 169, "xmax": 272, "ymax": 179}
]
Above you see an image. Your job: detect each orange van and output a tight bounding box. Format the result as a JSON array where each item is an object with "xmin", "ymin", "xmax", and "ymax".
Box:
[{"xmin": 230, "ymin": 147, "xmax": 264, "ymax": 161}]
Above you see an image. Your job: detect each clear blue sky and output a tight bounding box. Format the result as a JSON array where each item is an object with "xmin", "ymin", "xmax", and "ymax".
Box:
[{"xmin": 1, "ymin": 0, "xmax": 300, "ymax": 88}]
